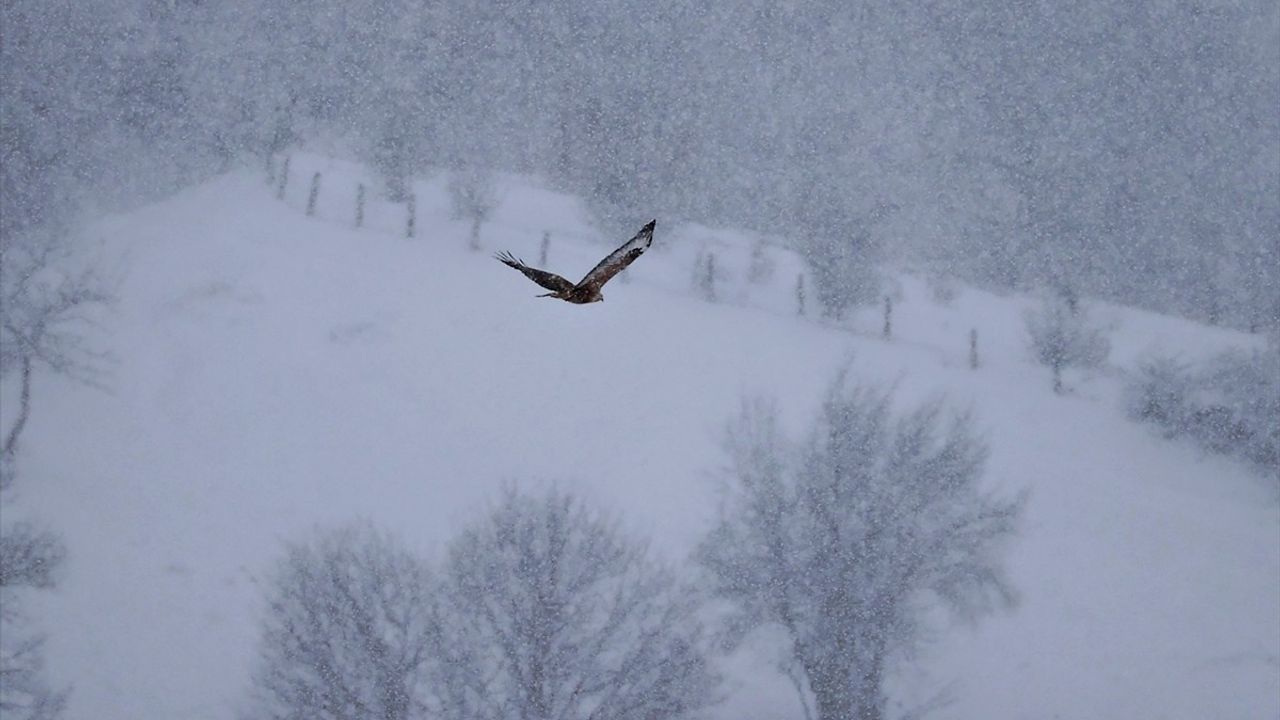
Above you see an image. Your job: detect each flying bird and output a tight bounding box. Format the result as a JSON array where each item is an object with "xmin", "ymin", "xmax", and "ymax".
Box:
[{"xmin": 495, "ymin": 220, "xmax": 656, "ymax": 303}]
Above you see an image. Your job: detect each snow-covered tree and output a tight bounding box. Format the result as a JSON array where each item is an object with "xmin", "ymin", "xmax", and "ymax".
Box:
[
  {"xmin": 0, "ymin": 522, "xmax": 68, "ymax": 720},
  {"xmin": 1025, "ymin": 291, "xmax": 1110, "ymax": 394},
  {"xmin": 798, "ymin": 228, "xmax": 880, "ymax": 322},
  {"xmin": 1125, "ymin": 354, "xmax": 1195, "ymax": 432},
  {"xmin": 748, "ymin": 239, "xmax": 775, "ymax": 285},
  {"xmin": 1193, "ymin": 341, "xmax": 1280, "ymax": 473},
  {"xmin": 244, "ymin": 523, "xmax": 439, "ymax": 720},
  {"xmin": 447, "ymin": 164, "xmax": 498, "ymax": 251},
  {"xmin": 437, "ymin": 487, "xmax": 717, "ymax": 720},
  {"xmin": 787, "ymin": 119, "xmax": 887, "ymax": 322},
  {"xmin": 697, "ymin": 374, "xmax": 1023, "ymax": 720},
  {"xmin": 1127, "ymin": 340, "xmax": 1280, "ymax": 479}
]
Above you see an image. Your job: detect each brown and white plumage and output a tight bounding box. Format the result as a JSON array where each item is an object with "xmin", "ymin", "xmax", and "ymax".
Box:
[{"xmin": 495, "ymin": 220, "xmax": 656, "ymax": 303}]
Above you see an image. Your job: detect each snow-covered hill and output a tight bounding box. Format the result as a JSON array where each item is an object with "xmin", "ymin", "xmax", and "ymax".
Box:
[{"xmin": 8, "ymin": 158, "xmax": 1278, "ymax": 719}]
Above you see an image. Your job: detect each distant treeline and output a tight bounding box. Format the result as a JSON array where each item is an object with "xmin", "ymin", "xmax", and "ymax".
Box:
[{"xmin": 3, "ymin": 0, "xmax": 1276, "ymax": 328}]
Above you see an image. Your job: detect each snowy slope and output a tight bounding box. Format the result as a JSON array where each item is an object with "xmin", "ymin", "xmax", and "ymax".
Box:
[{"xmin": 8, "ymin": 158, "xmax": 1278, "ymax": 720}]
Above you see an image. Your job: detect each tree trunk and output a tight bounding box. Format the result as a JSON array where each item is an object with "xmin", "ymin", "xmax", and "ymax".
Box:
[
  {"xmin": 815, "ymin": 692, "xmax": 856, "ymax": 720},
  {"xmin": 811, "ymin": 669, "xmax": 856, "ymax": 720},
  {"xmin": 852, "ymin": 654, "xmax": 886, "ymax": 720},
  {"xmin": 2, "ymin": 354, "xmax": 33, "ymax": 460},
  {"xmin": 306, "ymin": 172, "xmax": 321, "ymax": 216},
  {"xmin": 812, "ymin": 678, "xmax": 883, "ymax": 720},
  {"xmin": 807, "ymin": 656, "xmax": 887, "ymax": 720}
]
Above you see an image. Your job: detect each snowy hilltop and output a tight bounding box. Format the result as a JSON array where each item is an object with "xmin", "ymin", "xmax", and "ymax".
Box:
[{"xmin": 3, "ymin": 158, "xmax": 1275, "ymax": 719}]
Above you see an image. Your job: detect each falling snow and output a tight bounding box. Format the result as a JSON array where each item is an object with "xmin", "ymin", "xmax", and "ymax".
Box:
[{"xmin": 2, "ymin": 3, "xmax": 1277, "ymax": 720}]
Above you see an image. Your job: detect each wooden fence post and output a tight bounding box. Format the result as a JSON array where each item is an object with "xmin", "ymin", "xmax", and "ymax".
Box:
[
  {"xmin": 882, "ymin": 295, "xmax": 893, "ymax": 339},
  {"xmin": 796, "ymin": 274, "xmax": 806, "ymax": 316},
  {"xmin": 539, "ymin": 231, "xmax": 550, "ymax": 266},
  {"xmin": 406, "ymin": 193, "xmax": 416, "ymax": 239},
  {"xmin": 355, "ymin": 183, "xmax": 365, "ymax": 228},
  {"xmin": 969, "ymin": 328, "xmax": 979, "ymax": 369},
  {"xmin": 306, "ymin": 172, "xmax": 321, "ymax": 216},
  {"xmin": 276, "ymin": 155, "xmax": 290, "ymax": 200}
]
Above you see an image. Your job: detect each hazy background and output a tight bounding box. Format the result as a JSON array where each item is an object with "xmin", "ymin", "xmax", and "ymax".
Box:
[
  {"xmin": 4, "ymin": 0, "xmax": 1278, "ymax": 328},
  {"xmin": 2, "ymin": 3, "xmax": 1279, "ymax": 719}
]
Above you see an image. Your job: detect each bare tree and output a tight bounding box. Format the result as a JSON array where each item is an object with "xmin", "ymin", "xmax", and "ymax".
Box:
[
  {"xmin": 697, "ymin": 373, "xmax": 1024, "ymax": 720},
  {"xmin": 798, "ymin": 229, "xmax": 880, "ymax": 322},
  {"xmin": 790, "ymin": 175, "xmax": 888, "ymax": 322},
  {"xmin": 437, "ymin": 487, "xmax": 718, "ymax": 720},
  {"xmin": 373, "ymin": 130, "xmax": 412, "ymax": 204},
  {"xmin": 1, "ymin": 232, "xmax": 109, "ymax": 484},
  {"xmin": 0, "ymin": 634, "xmax": 67, "ymax": 720},
  {"xmin": 1025, "ymin": 291, "xmax": 1110, "ymax": 394},
  {"xmin": 1189, "ymin": 341, "xmax": 1280, "ymax": 474},
  {"xmin": 0, "ymin": 522, "xmax": 69, "ymax": 720},
  {"xmin": 748, "ymin": 239, "xmax": 775, "ymax": 285},
  {"xmin": 0, "ymin": 523, "xmax": 62, "ymax": 592},
  {"xmin": 0, "ymin": 231, "xmax": 104, "ymax": 719},
  {"xmin": 244, "ymin": 523, "xmax": 439, "ymax": 720},
  {"xmin": 927, "ymin": 275, "xmax": 958, "ymax": 307},
  {"xmin": 1125, "ymin": 340, "xmax": 1280, "ymax": 478},
  {"xmin": 447, "ymin": 166, "xmax": 498, "ymax": 251}
]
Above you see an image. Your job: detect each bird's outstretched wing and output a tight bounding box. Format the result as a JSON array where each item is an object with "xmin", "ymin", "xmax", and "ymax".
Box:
[
  {"xmin": 575, "ymin": 220, "xmax": 656, "ymax": 293},
  {"xmin": 495, "ymin": 252, "xmax": 575, "ymax": 293}
]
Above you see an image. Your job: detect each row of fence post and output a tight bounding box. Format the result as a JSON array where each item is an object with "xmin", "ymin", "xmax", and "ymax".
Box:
[
  {"xmin": 272, "ymin": 155, "xmax": 415, "ymax": 238},
  {"xmin": 792, "ymin": 272, "xmax": 979, "ymax": 368},
  {"xmin": 273, "ymin": 155, "xmax": 984, "ymax": 367}
]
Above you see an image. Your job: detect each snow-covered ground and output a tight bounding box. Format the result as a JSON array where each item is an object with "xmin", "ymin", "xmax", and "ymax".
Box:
[{"xmin": 7, "ymin": 157, "xmax": 1277, "ymax": 719}]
